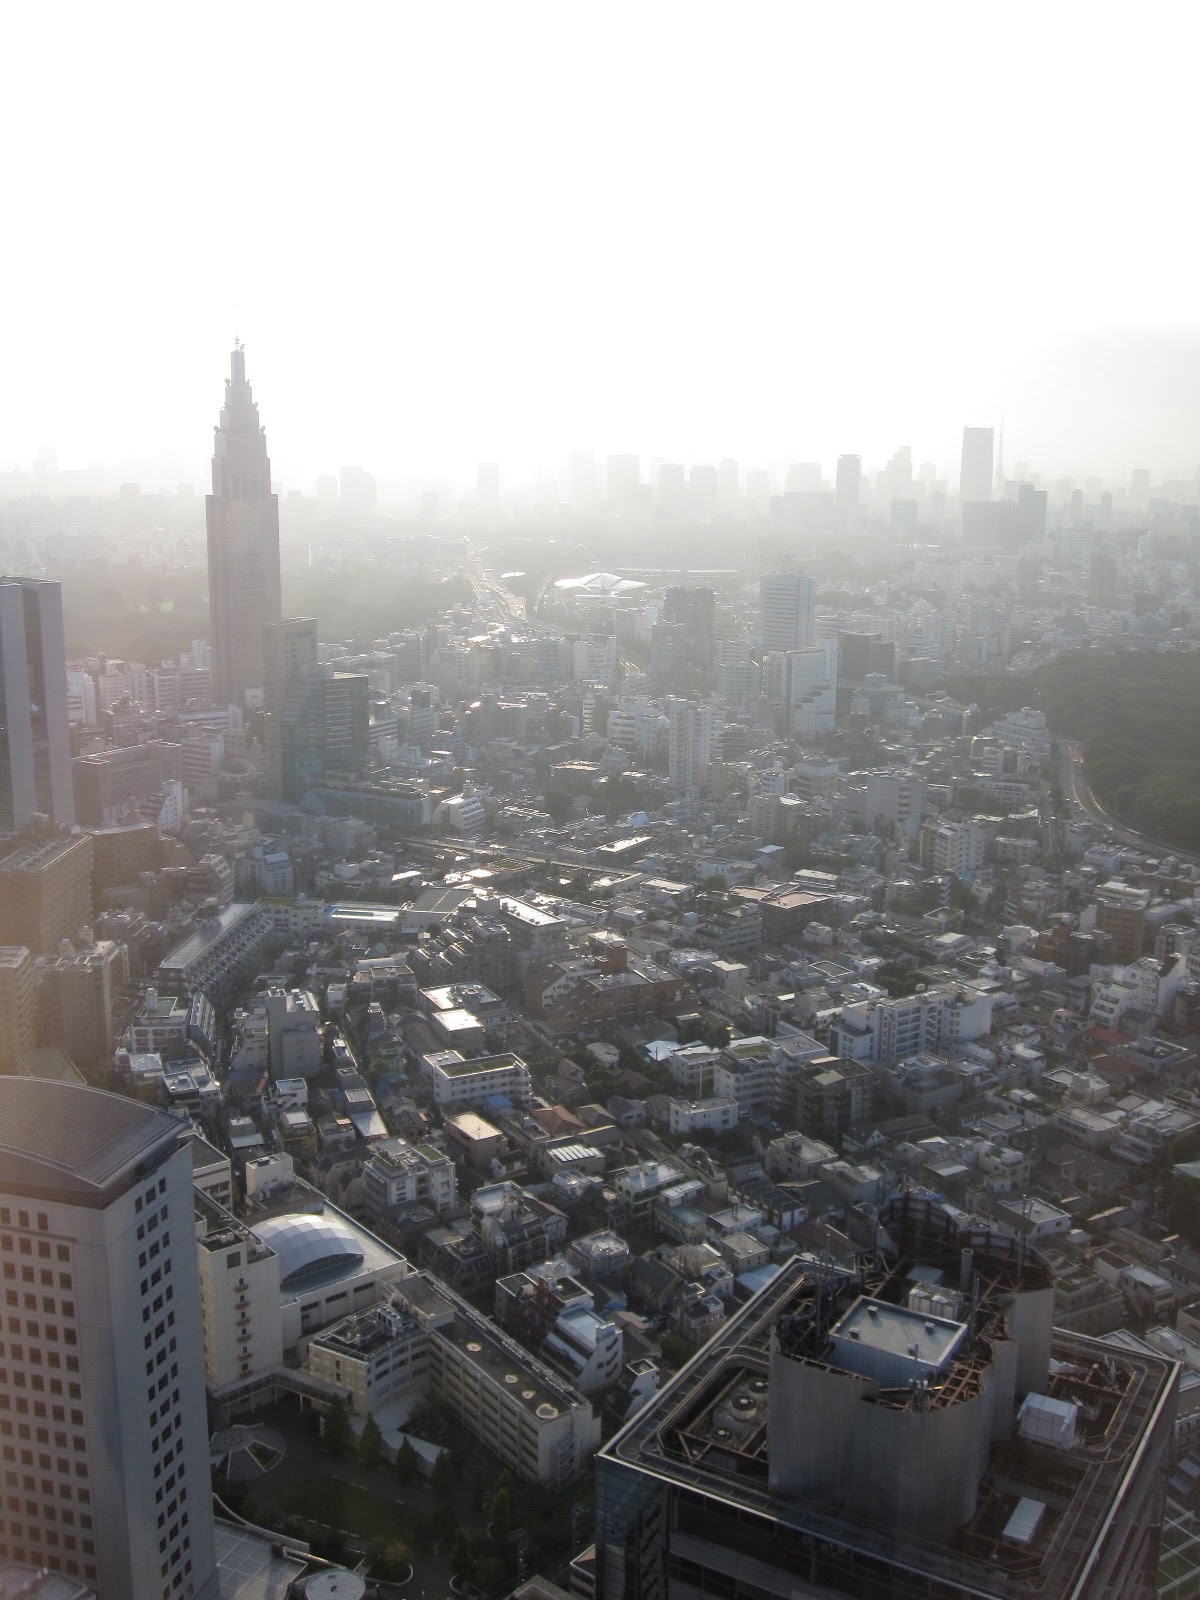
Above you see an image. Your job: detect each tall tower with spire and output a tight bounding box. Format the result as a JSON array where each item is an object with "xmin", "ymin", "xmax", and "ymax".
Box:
[{"xmin": 205, "ymin": 343, "xmax": 282, "ymax": 705}]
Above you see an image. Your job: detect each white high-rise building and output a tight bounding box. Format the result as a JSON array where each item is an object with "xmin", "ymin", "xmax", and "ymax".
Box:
[
  {"xmin": 864, "ymin": 767, "xmax": 926, "ymax": 839},
  {"xmin": 0, "ymin": 1080, "xmax": 218, "ymax": 1600},
  {"xmin": 960, "ymin": 426, "xmax": 994, "ymax": 504},
  {"xmin": 758, "ymin": 573, "xmax": 815, "ymax": 654},
  {"xmin": 667, "ymin": 700, "xmax": 715, "ymax": 797},
  {"xmin": 787, "ymin": 640, "xmax": 839, "ymax": 735}
]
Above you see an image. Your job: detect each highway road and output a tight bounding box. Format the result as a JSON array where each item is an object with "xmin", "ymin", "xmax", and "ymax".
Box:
[{"xmin": 1056, "ymin": 736, "xmax": 1200, "ymax": 868}]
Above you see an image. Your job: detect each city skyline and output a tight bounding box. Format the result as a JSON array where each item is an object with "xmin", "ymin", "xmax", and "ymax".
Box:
[{"xmin": 2, "ymin": 6, "xmax": 1199, "ymax": 485}]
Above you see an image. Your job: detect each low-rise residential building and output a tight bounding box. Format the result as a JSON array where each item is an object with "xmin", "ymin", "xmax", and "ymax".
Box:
[
  {"xmin": 495, "ymin": 1261, "xmax": 624, "ymax": 1394},
  {"xmin": 668, "ymin": 1096, "xmax": 739, "ymax": 1136},
  {"xmin": 393, "ymin": 1271, "xmax": 600, "ymax": 1484},
  {"xmin": 362, "ymin": 1135, "xmax": 458, "ymax": 1220},
  {"xmin": 424, "ymin": 1049, "xmax": 534, "ymax": 1110},
  {"xmin": 473, "ymin": 1182, "xmax": 570, "ymax": 1272}
]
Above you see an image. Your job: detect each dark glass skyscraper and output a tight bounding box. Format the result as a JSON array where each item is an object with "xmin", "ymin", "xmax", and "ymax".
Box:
[
  {"xmin": 263, "ymin": 616, "xmax": 370, "ymax": 803},
  {"xmin": 0, "ymin": 576, "xmax": 74, "ymax": 832},
  {"xmin": 206, "ymin": 344, "xmax": 282, "ymax": 705}
]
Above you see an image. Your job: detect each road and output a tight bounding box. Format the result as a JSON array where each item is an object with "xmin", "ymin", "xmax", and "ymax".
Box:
[{"xmin": 1056, "ymin": 736, "xmax": 1200, "ymax": 868}]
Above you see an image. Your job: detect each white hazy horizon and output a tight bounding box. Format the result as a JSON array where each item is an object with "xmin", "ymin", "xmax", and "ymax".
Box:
[{"xmin": 4, "ymin": 1, "xmax": 1198, "ymax": 491}]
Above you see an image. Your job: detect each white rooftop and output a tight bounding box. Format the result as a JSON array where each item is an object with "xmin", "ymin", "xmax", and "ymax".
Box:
[{"xmin": 829, "ymin": 1295, "xmax": 968, "ymax": 1385}]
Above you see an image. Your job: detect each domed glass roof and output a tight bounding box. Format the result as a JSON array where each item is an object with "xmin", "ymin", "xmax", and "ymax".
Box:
[{"xmin": 253, "ymin": 1212, "xmax": 366, "ymax": 1290}]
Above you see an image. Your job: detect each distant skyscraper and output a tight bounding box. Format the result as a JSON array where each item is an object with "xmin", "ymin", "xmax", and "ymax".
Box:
[
  {"xmin": 606, "ymin": 454, "xmax": 641, "ymax": 511},
  {"xmin": 960, "ymin": 425, "xmax": 995, "ymax": 504},
  {"xmin": 835, "ymin": 454, "xmax": 861, "ymax": 508},
  {"xmin": 0, "ymin": 577, "xmax": 74, "ymax": 832},
  {"xmin": 0, "ymin": 1079, "xmax": 219, "ymax": 1598},
  {"xmin": 263, "ymin": 617, "xmax": 369, "ymax": 803},
  {"xmin": 759, "ymin": 573, "xmax": 815, "ymax": 654},
  {"xmin": 205, "ymin": 344, "xmax": 282, "ymax": 706},
  {"xmin": 339, "ymin": 464, "xmax": 378, "ymax": 516}
]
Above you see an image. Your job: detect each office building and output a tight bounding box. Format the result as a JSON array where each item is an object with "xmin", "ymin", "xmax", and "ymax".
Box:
[
  {"xmin": 0, "ymin": 577, "xmax": 74, "ymax": 832},
  {"xmin": 156, "ymin": 902, "xmax": 272, "ymax": 1008},
  {"xmin": 87, "ymin": 821, "xmax": 163, "ymax": 894},
  {"xmin": 596, "ymin": 1194, "xmax": 1178, "ymax": 1600},
  {"xmin": 205, "ymin": 344, "xmax": 282, "ymax": 706},
  {"xmin": 834, "ymin": 454, "xmax": 861, "ymax": 508},
  {"xmin": 919, "ymin": 817, "xmax": 987, "ymax": 874},
  {"xmin": 864, "ymin": 766, "xmax": 926, "ymax": 838},
  {"xmin": 1017, "ymin": 480, "xmax": 1048, "ymax": 540},
  {"xmin": 1094, "ymin": 882, "xmax": 1150, "ymax": 964},
  {"xmin": 72, "ymin": 741, "xmax": 182, "ymax": 828},
  {"xmin": 832, "ymin": 985, "xmax": 992, "ymax": 1063},
  {"xmin": 1089, "ymin": 551, "xmax": 1119, "ymax": 608},
  {"xmin": 787, "ymin": 641, "xmax": 838, "ymax": 736},
  {"xmin": 758, "ymin": 573, "xmax": 814, "ymax": 654},
  {"xmin": 960, "ymin": 425, "xmax": 995, "ymax": 504},
  {"xmin": 836, "ymin": 631, "xmax": 895, "ymax": 685},
  {"xmin": 263, "ymin": 617, "xmax": 370, "ymax": 803},
  {"xmin": 0, "ymin": 945, "xmax": 35, "ymax": 1073},
  {"xmin": 0, "ymin": 1078, "xmax": 218, "ymax": 1598},
  {"xmin": 0, "ymin": 833, "xmax": 93, "ymax": 954},
  {"xmin": 35, "ymin": 938, "xmax": 127, "ymax": 1069},
  {"xmin": 662, "ymin": 588, "xmax": 716, "ymax": 641}
]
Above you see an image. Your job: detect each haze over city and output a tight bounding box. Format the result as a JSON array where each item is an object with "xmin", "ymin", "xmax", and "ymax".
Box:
[
  {"xmin": 6, "ymin": 7, "xmax": 1200, "ymax": 1600},
  {"xmin": 4, "ymin": 1, "xmax": 1199, "ymax": 488}
]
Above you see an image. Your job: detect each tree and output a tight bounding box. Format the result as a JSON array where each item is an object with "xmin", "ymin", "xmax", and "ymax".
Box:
[
  {"xmin": 321, "ymin": 1395, "xmax": 352, "ymax": 1458},
  {"xmin": 431, "ymin": 1447, "xmax": 457, "ymax": 1498},
  {"xmin": 470, "ymin": 1466, "xmax": 487, "ymax": 1513},
  {"xmin": 358, "ymin": 1412, "xmax": 383, "ymax": 1469},
  {"xmin": 658, "ymin": 1332, "xmax": 699, "ymax": 1370},
  {"xmin": 412, "ymin": 1514, "xmax": 436, "ymax": 1555},
  {"xmin": 543, "ymin": 788, "xmax": 573, "ymax": 825},
  {"xmin": 490, "ymin": 1474, "xmax": 515, "ymax": 1544},
  {"xmin": 369, "ymin": 1537, "xmax": 412, "ymax": 1581},
  {"xmin": 451, "ymin": 1528, "xmax": 478, "ymax": 1583},
  {"xmin": 394, "ymin": 1436, "xmax": 420, "ymax": 1484},
  {"xmin": 433, "ymin": 1501, "xmax": 459, "ymax": 1546}
]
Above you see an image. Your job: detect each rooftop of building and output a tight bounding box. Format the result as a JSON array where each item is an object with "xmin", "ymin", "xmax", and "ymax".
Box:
[
  {"xmin": 394, "ymin": 1270, "xmax": 584, "ymax": 1417},
  {"xmin": 0, "ymin": 833, "xmax": 90, "ymax": 873},
  {"xmin": 431, "ymin": 1050, "xmax": 527, "ymax": 1079},
  {"xmin": 246, "ymin": 1195, "xmax": 407, "ymax": 1300},
  {"xmin": 0, "ymin": 1079, "xmax": 188, "ymax": 1203},
  {"xmin": 13, "ymin": 1046, "xmax": 86, "ymax": 1085},
  {"xmin": 602, "ymin": 1194, "xmax": 1179, "ymax": 1599},
  {"xmin": 445, "ymin": 1110, "xmax": 503, "ymax": 1141},
  {"xmin": 159, "ymin": 902, "xmax": 267, "ymax": 970},
  {"xmin": 308, "ymin": 1300, "xmax": 422, "ymax": 1361}
]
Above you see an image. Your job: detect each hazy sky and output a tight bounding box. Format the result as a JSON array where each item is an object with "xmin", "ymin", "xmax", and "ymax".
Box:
[{"xmin": 4, "ymin": 2, "xmax": 1198, "ymax": 490}]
